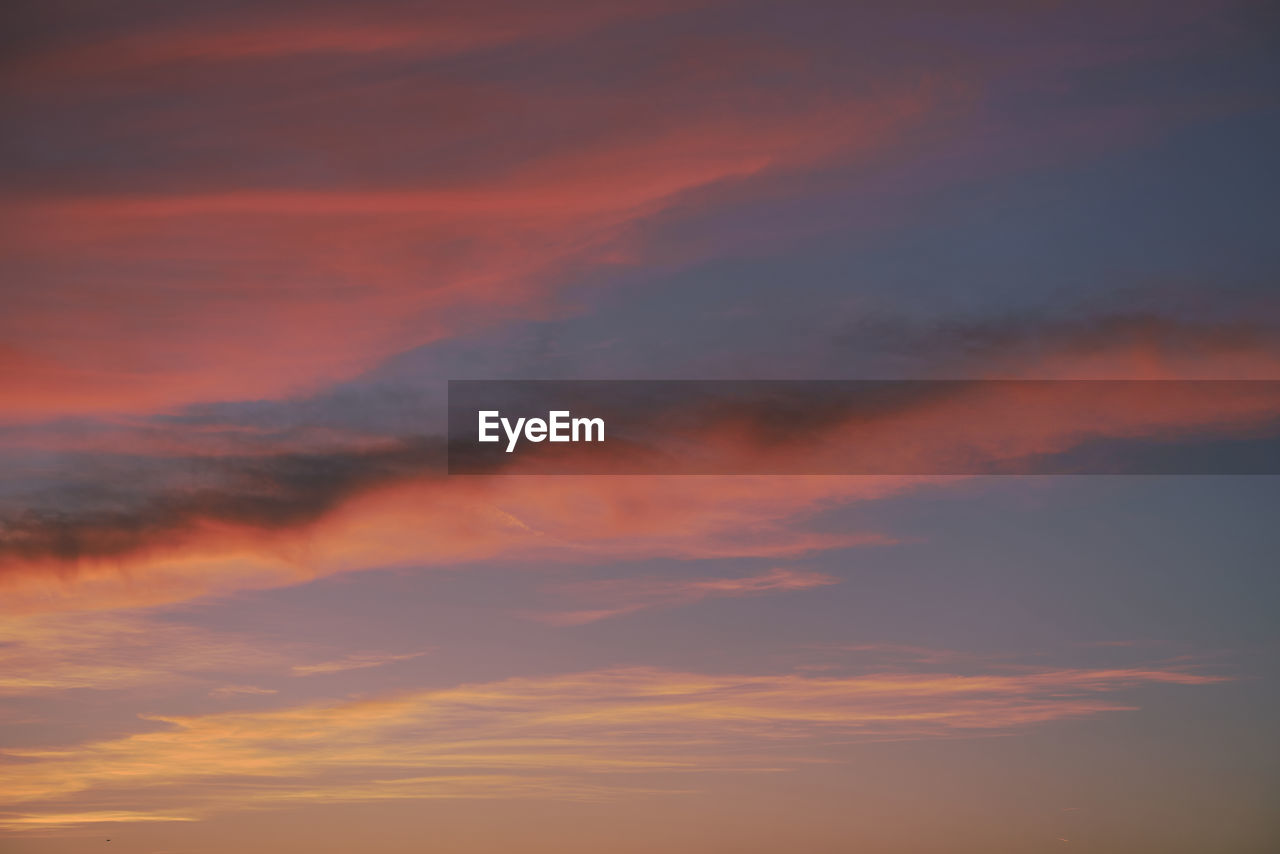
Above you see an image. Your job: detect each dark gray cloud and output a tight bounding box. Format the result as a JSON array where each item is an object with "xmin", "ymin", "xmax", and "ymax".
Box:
[
  {"xmin": 834, "ymin": 310, "xmax": 1279, "ymax": 372},
  {"xmin": 0, "ymin": 437, "xmax": 443, "ymax": 568}
]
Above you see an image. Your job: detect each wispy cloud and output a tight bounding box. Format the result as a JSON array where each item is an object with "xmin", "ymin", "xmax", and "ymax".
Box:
[
  {"xmin": 292, "ymin": 651, "xmax": 429, "ymax": 677},
  {"xmin": 0, "ymin": 659, "xmax": 1227, "ymax": 828},
  {"xmin": 0, "ymin": 610, "xmax": 422, "ymax": 699},
  {"xmin": 8, "ymin": 1, "xmax": 699, "ymax": 80},
  {"xmin": 0, "ymin": 612, "xmax": 285, "ymax": 696},
  {"xmin": 0, "ymin": 475, "xmax": 909, "ymax": 615},
  {"xmin": 1, "ymin": 23, "xmax": 933, "ymax": 420},
  {"xmin": 208, "ymin": 684, "xmax": 278, "ymax": 699},
  {"xmin": 8, "ymin": 363, "xmax": 1280, "ymax": 617},
  {"xmin": 531, "ymin": 567, "xmax": 840, "ymax": 625},
  {"xmin": 0, "ymin": 811, "xmax": 198, "ymax": 830}
]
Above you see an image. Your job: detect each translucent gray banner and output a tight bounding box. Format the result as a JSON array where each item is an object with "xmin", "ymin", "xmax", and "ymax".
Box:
[{"xmin": 447, "ymin": 380, "xmax": 1280, "ymax": 474}]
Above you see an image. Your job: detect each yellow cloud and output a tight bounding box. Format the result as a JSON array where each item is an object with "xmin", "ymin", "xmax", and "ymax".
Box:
[{"xmin": 0, "ymin": 663, "xmax": 1225, "ymax": 828}]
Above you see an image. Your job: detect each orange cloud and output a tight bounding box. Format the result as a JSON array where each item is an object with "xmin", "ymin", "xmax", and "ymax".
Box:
[
  {"xmin": 0, "ymin": 609, "xmax": 428, "ymax": 696},
  {"xmin": 0, "ymin": 660, "xmax": 1226, "ymax": 829},
  {"xmin": 3, "ymin": 375, "xmax": 1278, "ymax": 615},
  {"xmin": 530, "ymin": 567, "xmax": 840, "ymax": 626},
  {"xmin": 209, "ymin": 685, "xmax": 279, "ymax": 699},
  {"xmin": 0, "ymin": 611, "xmax": 285, "ymax": 695},
  {"xmin": 0, "ymin": 811, "xmax": 197, "ymax": 830},
  {"xmin": 0, "ymin": 474, "xmax": 909, "ymax": 615},
  {"xmin": 291, "ymin": 651, "xmax": 429, "ymax": 677}
]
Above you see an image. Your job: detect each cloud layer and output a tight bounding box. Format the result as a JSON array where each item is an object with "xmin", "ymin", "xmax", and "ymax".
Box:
[{"xmin": 0, "ymin": 657, "xmax": 1225, "ymax": 830}]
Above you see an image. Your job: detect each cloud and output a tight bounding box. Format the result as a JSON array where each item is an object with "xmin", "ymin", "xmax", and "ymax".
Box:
[
  {"xmin": 0, "ymin": 811, "xmax": 197, "ymax": 830},
  {"xmin": 0, "ymin": 97, "xmax": 924, "ymax": 418},
  {"xmin": 0, "ymin": 4, "xmax": 938, "ymax": 420},
  {"xmin": 3, "ymin": 363, "xmax": 1279, "ymax": 614},
  {"xmin": 1, "ymin": 0, "xmax": 1276, "ymax": 617},
  {"xmin": 5, "ymin": 1, "xmax": 700, "ymax": 81},
  {"xmin": 0, "ymin": 470, "xmax": 910, "ymax": 615},
  {"xmin": 0, "ymin": 611, "xmax": 285, "ymax": 696},
  {"xmin": 0, "ymin": 609, "xmax": 426, "ymax": 698},
  {"xmin": 836, "ymin": 310, "xmax": 1280, "ymax": 379},
  {"xmin": 291, "ymin": 651, "xmax": 428, "ymax": 677},
  {"xmin": 530, "ymin": 567, "xmax": 841, "ymax": 625},
  {"xmin": 0, "ymin": 657, "xmax": 1226, "ymax": 828},
  {"xmin": 0, "ymin": 437, "xmax": 443, "ymax": 567},
  {"xmin": 209, "ymin": 685, "xmax": 278, "ymax": 699}
]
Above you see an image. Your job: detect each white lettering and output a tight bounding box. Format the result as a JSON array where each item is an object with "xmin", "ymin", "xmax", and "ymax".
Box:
[
  {"xmin": 478, "ymin": 410, "xmax": 605, "ymax": 453},
  {"xmin": 549, "ymin": 410, "xmax": 570, "ymax": 442},
  {"xmin": 502, "ymin": 416, "xmax": 526, "ymax": 453},
  {"xmin": 572, "ymin": 416, "xmax": 604, "ymax": 442},
  {"xmin": 478, "ymin": 411, "xmax": 500, "ymax": 442}
]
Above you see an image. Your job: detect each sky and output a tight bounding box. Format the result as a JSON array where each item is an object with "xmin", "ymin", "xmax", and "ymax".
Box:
[{"xmin": 1, "ymin": 1, "xmax": 1279, "ymax": 851}]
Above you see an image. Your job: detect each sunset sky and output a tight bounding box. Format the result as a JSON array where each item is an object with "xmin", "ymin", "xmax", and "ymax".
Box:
[{"xmin": 1, "ymin": 1, "xmax": 1279, "ymax": 852}]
